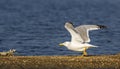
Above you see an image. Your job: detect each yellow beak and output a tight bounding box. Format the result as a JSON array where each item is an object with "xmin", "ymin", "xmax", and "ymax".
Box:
[{"xmin": 59, "ymin": 43, "xmax": 64, "ymax": 46}]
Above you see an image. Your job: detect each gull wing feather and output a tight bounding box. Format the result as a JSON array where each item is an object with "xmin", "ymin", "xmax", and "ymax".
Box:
[
  {"xmin": 65, "ymin": 22, "xmax": 84, "ymax": 43},
  {"xmin": 75, "ymin": 25, "xmax": 106, "ymax": 43}
]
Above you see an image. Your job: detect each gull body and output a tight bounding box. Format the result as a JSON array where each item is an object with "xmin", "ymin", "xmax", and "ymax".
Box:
[
  {"xmin": 61, "ymin": 42, "xmax": 97, "ymax": 51},
  {"xmin": 59, "ymin": 22, "xmax": 106, "ymax": 56}
]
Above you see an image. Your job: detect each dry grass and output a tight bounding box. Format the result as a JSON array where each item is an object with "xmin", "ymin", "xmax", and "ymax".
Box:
[{"xmin": 0, "ymin": 54, "xmax": 120, "ymax": 69}]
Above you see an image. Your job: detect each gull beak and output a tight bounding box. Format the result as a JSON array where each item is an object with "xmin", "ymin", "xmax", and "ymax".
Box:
[{"xmin": 59, "ymin": 43, "xmax": 64, "ymax": 46}]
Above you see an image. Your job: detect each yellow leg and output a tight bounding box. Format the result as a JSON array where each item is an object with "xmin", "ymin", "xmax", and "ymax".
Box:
[{"xmin": 82, "ymin": 48, "xmax": 87, "ymax": 56}]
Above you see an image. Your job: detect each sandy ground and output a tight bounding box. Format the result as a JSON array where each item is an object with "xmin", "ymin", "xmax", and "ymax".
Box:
[{"xmin": 0, "ymin": 54, "xmax": 120, "ymax": 69}]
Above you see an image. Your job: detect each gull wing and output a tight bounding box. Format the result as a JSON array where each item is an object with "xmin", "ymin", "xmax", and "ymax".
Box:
[
  {"xmin": 65, "ymin": 22, "xmax": 84, "ymax": 43},
  {"xmin": 75, "ymin": 25, "xmax": 106, "ymax": 43}
]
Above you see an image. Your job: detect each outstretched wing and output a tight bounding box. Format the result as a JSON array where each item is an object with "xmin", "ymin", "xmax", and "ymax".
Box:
[
  {"xmin": 65, "ymin": 22, "xmax": 84, "ymax": 43},
  {"xmin": 75, "ymin": 25, "xmax": 106, "ymax": 43}
]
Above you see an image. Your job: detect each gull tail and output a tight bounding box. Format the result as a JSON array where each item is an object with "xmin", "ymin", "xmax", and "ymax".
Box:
[
  {"xmin": 90, "ymin": 45, "xmax": 98, "ymax": 48},
  {"xmin": 84, "ymin": 43, "xmax": 98, "ymax": 48}
]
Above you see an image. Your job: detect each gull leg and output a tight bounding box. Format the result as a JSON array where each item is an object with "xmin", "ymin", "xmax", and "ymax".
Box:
[{"xmin": 82, "ymin": 48, "xmax": 87, "ymax": 56}]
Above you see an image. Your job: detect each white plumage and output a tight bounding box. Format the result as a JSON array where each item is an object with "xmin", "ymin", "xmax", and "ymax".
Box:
[{"xmin": 59, "ymin": 22, "xmax": 106, "ymax": 56}]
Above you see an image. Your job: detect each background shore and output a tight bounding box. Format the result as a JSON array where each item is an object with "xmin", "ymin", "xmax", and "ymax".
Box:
[{"xmin": 0, "ymin": 54, "xmax": 120, "ymax": 69}]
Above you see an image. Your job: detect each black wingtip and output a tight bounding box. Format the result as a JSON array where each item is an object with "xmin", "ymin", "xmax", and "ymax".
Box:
[
  {"xmin": 66, "ymin": 21, "xmax": 73, "ymax": 24},
  {"xmin": 65, "ymin": 22, "xmax": 74, "ymax": 26},
  {"xmin": 97, "ymin": 25, "xmax": 107, "ymax": 29}
]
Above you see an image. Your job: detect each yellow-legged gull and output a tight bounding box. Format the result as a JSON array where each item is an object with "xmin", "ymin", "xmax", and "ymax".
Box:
[{"xmin": 59, "ymin": 22, "xmax": 106, "ymax": 56}]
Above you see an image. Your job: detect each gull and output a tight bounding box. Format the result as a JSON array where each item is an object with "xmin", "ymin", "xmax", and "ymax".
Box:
[{"xmin": 59, "ymin": 22, "xmax": 106, "ymax": 56}]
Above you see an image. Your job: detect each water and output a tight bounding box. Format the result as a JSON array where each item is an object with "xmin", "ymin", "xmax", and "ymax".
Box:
[{"xmin": 0, "ymin": 0, "xmax": 120, "ymax": 56}]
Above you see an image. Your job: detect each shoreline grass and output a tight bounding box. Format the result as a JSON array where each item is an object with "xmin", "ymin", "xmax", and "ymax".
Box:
[{"xmin": 0, "ymin": 54, "xmax": 120, "ymax": 69}]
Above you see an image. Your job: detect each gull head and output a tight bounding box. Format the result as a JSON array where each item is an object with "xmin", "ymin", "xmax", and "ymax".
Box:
[{"xmin": 59, "ymin": 41, "xmax": 70, "ymax": 47}]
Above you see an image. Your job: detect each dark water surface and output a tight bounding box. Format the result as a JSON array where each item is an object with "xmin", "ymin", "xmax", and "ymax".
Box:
[{"xmin": 0, "ymin": 0, "xmax": 120, "ymax": 56}]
